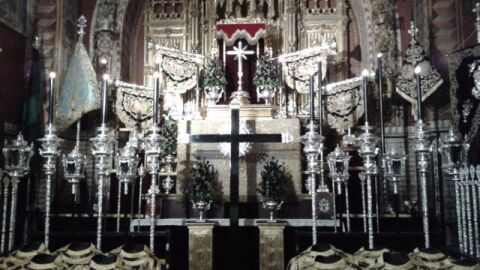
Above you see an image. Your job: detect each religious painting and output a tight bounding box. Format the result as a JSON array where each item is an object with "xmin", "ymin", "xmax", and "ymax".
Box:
[{"xmin": 0, "ymin": 0, "xmax": 26, "ymax": 34}]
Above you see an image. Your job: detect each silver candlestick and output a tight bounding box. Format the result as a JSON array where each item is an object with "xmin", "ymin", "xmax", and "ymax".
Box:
[
  {"xmin": 38, "ymin": 71, "xmax": 61, "ymax": 249},
  {"xmin": 90, "ymin": 74, "xmax": 115, "ymax": 250},
  {"xmin": 90, "ymin": 124, "xmax": 115, "ymax": 250},
  {"xmin": 414, "ymin": 66, "xmax": 433, "ymax": 249},
  {"xmin": 300, "ymin": 120, "xmax": 322, "ymax": 245},
  {"xmin": 2, "ymin": 133, "xmax": 33, "ymax": 252},
  {"xmin": 62, "ymin": 121, "xmax": 85, "ymax": 203},
  {"xmin": 357, "ymin": 124, "xmax": 379, "ymax": 249},
  {"xmin": 38, "ymin": 123, "xmax": 61, "ymax": 248},
  {"xmin": 414, "ymin": 120, "xmax": 432, "ymax": 249},
  {"xmin": 138, "ymin": 165, "xmax": 145, "ymax": 219},
  {"xmin": 144, "ymin": 71, "xmax": 165, "ymax": 251},
  {"xmin": 145, "ymin": 125, "xmax": 163, "ymax": 251}
]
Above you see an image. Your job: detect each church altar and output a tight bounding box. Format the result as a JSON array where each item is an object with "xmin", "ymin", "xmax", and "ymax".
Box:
[
  {"xmin": 129, "ymin": 219, "xmax": 340, "ymax": 231},
  {"xmin": 176, "ymin": 105, "xmax": 302, "ymax": 201}
]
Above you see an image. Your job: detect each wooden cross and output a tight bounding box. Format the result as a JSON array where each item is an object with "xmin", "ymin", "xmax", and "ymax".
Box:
[
  {"xmin": 189, "ymin": 106, "xmax": 284, "ymax": 266},
  {"xmin": 226, "ymin": 41, "xmax": 255, "ymax": 92}
]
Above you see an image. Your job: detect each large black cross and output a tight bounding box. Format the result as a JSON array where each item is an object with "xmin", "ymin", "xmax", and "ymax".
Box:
[
  {"xmin": 190, "ymin": 107, "xmax": 283, "ymax": 226},
  {"xmin": 189, "ymin": 107, "xmax": 283, "ymax": 266}
]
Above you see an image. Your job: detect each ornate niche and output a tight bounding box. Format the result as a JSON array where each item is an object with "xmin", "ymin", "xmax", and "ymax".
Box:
[{"xmin": 299, "ymin": 0, "xmax": 349, "ymax": 80}]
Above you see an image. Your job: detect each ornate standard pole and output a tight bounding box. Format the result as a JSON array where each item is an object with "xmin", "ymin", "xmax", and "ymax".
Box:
[
  {"xmin": 414, "ymin": 66, "xmax": 432, "ymax": 248},
  {"xmin": 2, "ymin": 133, "xmax": 33, "ymax": 251},
  {"xmin": 357, "ymin": 69, "xmax": 379, "ymax": 249},
  {"xmin": 144, "ymin": 71, "xmax": 164, "ymax": 251},
  {"xmin": 90, "ymin": 74, "xmax": 115, "ymax": 250},
  {"xmin": 300, "ymin": 74, "xmax": 322, "ymax": 245},
  {"xmin": 38, "ymin": 71, "xmax": 61, "ymax": 248}
]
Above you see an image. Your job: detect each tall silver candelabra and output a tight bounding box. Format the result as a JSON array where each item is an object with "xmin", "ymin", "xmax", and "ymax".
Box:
[
  {"xmin": 438, "ymin": 129, "xmax": 470, "ymax": 254},
  {"xmin": 38, "ymin": 123, "xmax": 61, "ymax": 248},
  {"xmin": 90, "ymin": 124, "xmax": 115, "ymax": 250},
  {"xmin": 357, "ymin": 124, "xmax": 379, "ymax": 249},
  {"xmin": 144, "ymin": 124, "xmax": 164, "ymax": 251},
  {"xmin": 2, "ymin": 133, "xmax": 33, "ymax": 252},
  {"xmin": 300, "ymin": 121, "xmax": 322, "ymax": 244},
  {"xmin": 414, "ymin": 120, "xmax": 432, "ymax": 248}
]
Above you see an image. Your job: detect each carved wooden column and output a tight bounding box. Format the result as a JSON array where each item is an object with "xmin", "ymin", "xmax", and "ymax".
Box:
[
  {"xmin": 258, "ymin": 222, "xmax": 287, "ymax": 270},
  {"xmin": 187, "ymin": 222, "xmax": 215, "ymax": 270}
]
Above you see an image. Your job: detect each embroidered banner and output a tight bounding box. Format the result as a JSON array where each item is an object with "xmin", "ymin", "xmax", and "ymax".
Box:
[
  {"xmin": 56, "ymin": 41, "xmax": 99, "ymax": 130},
  {"xmin": 325, "ymin": 77, "xmax": 364, "ymax": 132}
]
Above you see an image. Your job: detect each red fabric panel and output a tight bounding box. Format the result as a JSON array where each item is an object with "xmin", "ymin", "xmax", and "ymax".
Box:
[{"xmin": 216, "ymin": 23, "xmax": 266, "ymax": 39}]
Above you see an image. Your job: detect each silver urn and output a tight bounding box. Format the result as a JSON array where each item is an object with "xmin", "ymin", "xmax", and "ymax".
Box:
[
  {"xmin": 262, "ymin": 200, "xmax": 283, "ymax": 222},
  {"xmin": 162, "ymin": 176, "xmax": 174, "ymax": 194},
  {"xmin": 205, "ymin": 86, "xmax": 224, "ymax": 106},
  {"xmin": 192, "ymin": 200, "xmax": 212, "ymax": 221},
  {"xmin": 256, "ymin": 85, "xmax": 276, "ymax": 105},
  {"xmin": 163, "ymin": 154, "xmax": 177, "ymax": 173}
]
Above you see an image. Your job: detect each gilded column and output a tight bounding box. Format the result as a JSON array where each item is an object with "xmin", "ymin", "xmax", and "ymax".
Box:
[
  {"xmin": 258, "ymin": 222, "xmax": 287, "ymax": 270},
  {"xmin": 187, "ymin": 222, "xmax": 215, "ymax": 270}
]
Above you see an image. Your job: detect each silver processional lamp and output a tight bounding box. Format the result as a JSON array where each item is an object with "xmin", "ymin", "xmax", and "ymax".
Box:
[
  {"xmin": 116, "ymin": 141, "xmax": 139, "ymax": 195},
  {"xmin": 62, "ymin": 121, "xmax": 86, "ymax": 203},
  {"xmin": 327, "ymin": 145, "xmax": 351, "ymax": 195},
  {"xmin": 438, "ymin": 129, "xmax": 468, "ymax": 175},
  {"xmin": 2, "ymin": 133, "xmax": 33, "ymax": 252},
  {"xmin": 327, "ymin": 145, "xmax": 352, "ymax": 232},
  {"xmin": 382, "ymin": 149, "xmax": 408, "ymax": 195}
]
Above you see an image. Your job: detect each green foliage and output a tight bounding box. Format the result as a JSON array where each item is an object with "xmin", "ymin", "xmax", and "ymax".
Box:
[
  {"xmin": 204, "ymin": 58, "xmax": 227, "ymax": 89},
  {"xmin": 161, "ymin": 117, "xmax": 178, "ymax": 156},
  {"xmin": 257, "ymin": 157, "xmax": 287, "ymax": 202},
  {"xmin": 254, "ymin": 55, "xmax": 279, "ymax": 87},
  {"xmin": 186, "ymin": 157, "xmax": 216, "ymax": 202}
]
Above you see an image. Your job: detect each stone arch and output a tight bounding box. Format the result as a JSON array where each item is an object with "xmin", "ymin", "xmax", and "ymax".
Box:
[{"xmin": 349, "ymin": 0, "xmax": 375, "ymax": 70}]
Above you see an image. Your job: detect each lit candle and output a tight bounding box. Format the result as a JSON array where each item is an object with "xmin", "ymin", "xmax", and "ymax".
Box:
[
  {"xmin": 48, "ymin": 72, "xmax": 56, "ymax": 125},
  {"xmin": 153, "ymin": 71, "xmax": 160, "ymax": 125},
  {"xmin": 101, "ymin": 73, "xmax": 110, "ymax": 125},
  {"xmin": 362, "ymin": 69, "xmax": 369, "ymax": 125},
  {"xmin": 415, "ymin": 66, "xmax": 422, "ymax": 120},
  {"xmin": 377, "ymin": 53, "xmax": 385, "ymax": 154},
  {"xmin": 318, "ymin": 62, "xmax": 323, "ymax": 134},
  {"xmin": 195, "ymin": 63, "xmax": 200, "ymax": 111},
  {"xmin": 309, "ymin": 75, "xmax": 315, "ymax": 122}
]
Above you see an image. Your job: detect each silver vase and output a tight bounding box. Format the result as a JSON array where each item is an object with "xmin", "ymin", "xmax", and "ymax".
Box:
[
  {"xmin": 205, "ymin": 86, "xmax": 224, "ymax": 106},
  {"xmin": 262, "ymin": 200, "xmax": 284, "ymax": 222},
  {"xmin": 256, "ymin": 85, "xmax": 276, "ymax": 105},
  {"xmin": 164, "ymin": 154, "xmax": 176, "ymax": 173},
  {"xmin": 193, "ymin": 200, "xmax": 212, "ymax": 221},
  {"xmin": 162, "ymin": 176, "xmax": 174, "ymax": 194}
]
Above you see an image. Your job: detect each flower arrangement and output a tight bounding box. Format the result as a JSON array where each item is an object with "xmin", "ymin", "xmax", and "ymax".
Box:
[
  {"xmin": 186, "ymin": 157, "xmax": 216, "ymax": 203},
  {"xmin": 254, "ymin": 55, "xmax": 279, "ymax": 88},
  {"xmin": 204, "ymin": 58, "xmax": 227, "ymax": 90},
  {"xmin": 257, "ymin": 157, "xmax": 287, "ymax": 202}
]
